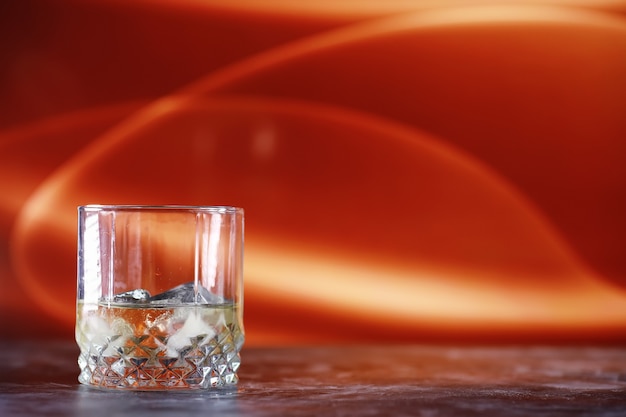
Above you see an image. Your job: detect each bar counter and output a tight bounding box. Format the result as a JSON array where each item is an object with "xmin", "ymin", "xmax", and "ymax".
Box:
[{"xmin": 1, "ymin": 341, "xmax": 625, "ymax": 416}]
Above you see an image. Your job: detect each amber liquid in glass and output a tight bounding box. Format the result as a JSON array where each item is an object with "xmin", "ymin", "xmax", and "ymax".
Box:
[{"xmin": 76, "ymin": 301, "xmax": 243, "ymax": 390}]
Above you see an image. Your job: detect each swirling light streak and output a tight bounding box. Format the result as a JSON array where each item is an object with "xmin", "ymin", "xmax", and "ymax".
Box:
[
  {"xmin": 2, "ymin": 0, "xmax": 626, "ymax": 343},
  {"xmin": 10, "ymin": 97, "xmax": 626, "ymax": 344}
]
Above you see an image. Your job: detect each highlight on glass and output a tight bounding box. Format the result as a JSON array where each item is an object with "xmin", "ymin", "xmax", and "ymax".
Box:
[{"xmin": 76, "ymin": 205, "xmax": 244, "ymax": 390}]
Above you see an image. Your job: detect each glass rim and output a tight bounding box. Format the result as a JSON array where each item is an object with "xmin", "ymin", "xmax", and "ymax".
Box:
[{"xmin": 78, "ymin": 204, "xmax": 243, "ymax": 214}]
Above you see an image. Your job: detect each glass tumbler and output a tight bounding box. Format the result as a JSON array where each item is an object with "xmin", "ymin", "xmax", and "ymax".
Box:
[{"xmin": 76, "ymin": 205, "xmax": 244, "ymax": 390}]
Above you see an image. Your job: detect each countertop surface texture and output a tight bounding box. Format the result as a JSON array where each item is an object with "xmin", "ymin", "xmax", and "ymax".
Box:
[{"xmin": 1, "ymin": 341, "xmax": 626, "ymax": 416}]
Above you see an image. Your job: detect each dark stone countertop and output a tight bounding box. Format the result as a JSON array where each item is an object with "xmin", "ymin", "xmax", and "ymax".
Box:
[{"xmin": 1, "ymin": 341, "xmax": 626, "ymax": 416}]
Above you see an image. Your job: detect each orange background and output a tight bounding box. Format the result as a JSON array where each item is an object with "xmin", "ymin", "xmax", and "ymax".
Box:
[{"xmin": 1, "ymin": 0, "xmax": 626, "ymax": 345}]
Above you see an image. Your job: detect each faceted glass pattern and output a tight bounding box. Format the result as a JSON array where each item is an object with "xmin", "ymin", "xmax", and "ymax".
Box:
[{"xmin": 76, "ymin": 304, "xmax": 243, "ymax": 390}]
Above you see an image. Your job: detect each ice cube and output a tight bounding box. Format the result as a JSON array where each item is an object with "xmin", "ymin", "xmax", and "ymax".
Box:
[
  {"xmin": 165, "ymin": 311, "xmax": 216, "ymax": 356},
  {"xmin": 148, "ymin": 282, "xmax": 224, "ymax": 305},
  {"xmin": 111, "ymin": 288, "xmax": 152, "ymax": 303}
]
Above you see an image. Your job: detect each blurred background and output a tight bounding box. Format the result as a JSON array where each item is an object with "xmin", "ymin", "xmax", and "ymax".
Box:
[{"xmin": 1, "ymin": 0, "xmax": 626, "ymax": 346}]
